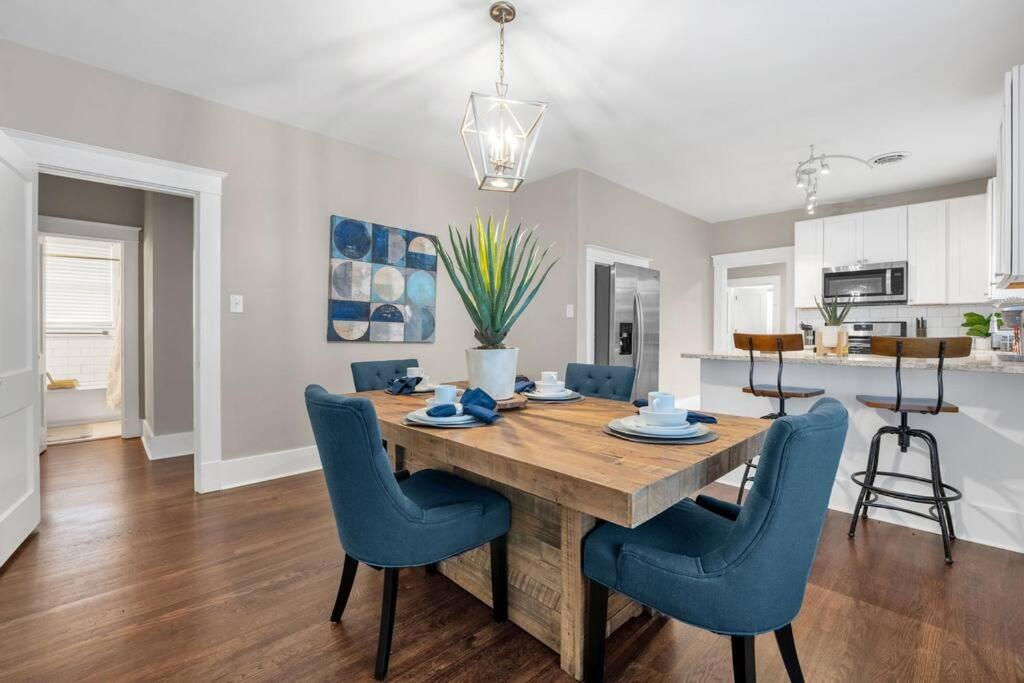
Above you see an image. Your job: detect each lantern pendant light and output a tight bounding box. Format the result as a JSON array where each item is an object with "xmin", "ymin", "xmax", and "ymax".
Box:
[{"xmin": 460, "ymin": 2, "xmax": 548, "ymax": 192}]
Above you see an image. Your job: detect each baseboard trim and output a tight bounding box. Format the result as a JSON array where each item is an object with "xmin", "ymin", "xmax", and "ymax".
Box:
[
  {"xmin": 141, "ymin": 420, "xmax": 194, "ymax": 460},
  {"xmin": 218, "ymin": 445, "xmax": 321, "ymax": 490}
]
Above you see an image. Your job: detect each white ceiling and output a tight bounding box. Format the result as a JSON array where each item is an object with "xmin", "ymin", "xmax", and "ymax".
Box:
[{"xmin": 2, "ymin": 0, "xmax": 1023, "ymax": 222}]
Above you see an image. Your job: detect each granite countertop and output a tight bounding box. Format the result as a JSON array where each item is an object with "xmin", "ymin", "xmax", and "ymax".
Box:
[{"xmin": 680, "ymin": 349, "xmax": 1024, "ymax": 374}]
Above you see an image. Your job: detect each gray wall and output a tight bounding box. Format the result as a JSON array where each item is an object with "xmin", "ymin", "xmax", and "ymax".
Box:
[
  {"xmin": 710, "ymin": 178, "xmax": 990, "ymax": 255},
  {"xmin": 0, "ymin": 39, "xmax": 507, "ymax": 458},
  {"xmin": 38, "ymin": 174, "xmax": 145, "ymax": 226},
  {"xmin": 509, "ymin": 169, "xmax": 714, "ymax": 398},
  {"xmin": 142, "ymin": 192, "xmax": 194, "ymax": 436}
]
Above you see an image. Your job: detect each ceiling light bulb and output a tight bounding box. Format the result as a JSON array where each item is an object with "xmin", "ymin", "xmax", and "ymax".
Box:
[
  {"xmin": 490, "ymin": 178, "xmax": 509, "ymax": 188},
  {"xmin": 808, "ymin": 193, "xmax": 817, "ymax": 202},
  {"xmin": 807, "ymin": 205, "xmax": 815, "ymax": 214},
  {"xmin": 821, "ymin": 162, "xmax": 831, "ymax": 175},
  {"xmin": 796, "ymin": 179, "xmax": 805, "ymax": 189}
]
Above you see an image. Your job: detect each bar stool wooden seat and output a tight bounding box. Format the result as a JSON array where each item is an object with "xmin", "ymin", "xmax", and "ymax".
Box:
[
  {"xmin": 733, "ymin": 333, "xmax": 825, "ymax": 503},
  {"xmin": 848, "ymin": 336, "xmax": 970, "ymax": 564}
]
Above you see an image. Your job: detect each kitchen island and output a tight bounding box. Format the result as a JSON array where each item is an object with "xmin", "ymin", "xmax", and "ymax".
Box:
[{"xmin": 683, "ymin": 350, "xmax": 1024, "ymax": 554}]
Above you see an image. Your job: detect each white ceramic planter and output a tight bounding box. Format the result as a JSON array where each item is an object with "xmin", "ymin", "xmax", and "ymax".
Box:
[
  {"xmin": 819, "ymin": 325, "xmax": 841, "ymax": 347},
  {"xmin": 466, "ymin": 347, "xmax": 518, "ymax": 400}
]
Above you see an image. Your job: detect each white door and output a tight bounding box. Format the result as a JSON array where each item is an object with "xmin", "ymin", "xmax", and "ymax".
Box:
[
  {"xmin": 823, "ymin": 214, "xmax": 861, "ymax": 267},
  {"xmin": 907, "ymin": 200, "xmax": 949, "ymax": 305},
  {"xmin": 729, "ymin": 285, "xmax": 775, "ymax": 335},
  {"xmin": 0, "ymin": 130, "xmax": 40, "ymax": 567},
  {"xmin": 860, "ymin": 206, "xmax": 908, "ymax": 263}
]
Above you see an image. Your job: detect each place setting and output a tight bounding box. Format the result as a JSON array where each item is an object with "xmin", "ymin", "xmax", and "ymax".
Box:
[
  {"xmin": 386, "ymin": 366, "xmax": 441, "ymax": 395},
  {"xmin": 517, "ymin": 371, "xmax": 584, "ymax": 403},
  {"xmin": 404, "ymin": 384, "xmax": 501, "ymax": 429},
  {"xmin": 605, "ymin": 391, "xmax": 720, "ymax": 445}
]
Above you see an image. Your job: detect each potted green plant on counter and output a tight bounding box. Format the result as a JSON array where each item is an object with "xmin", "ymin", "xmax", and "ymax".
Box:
[
  {"xmin": 432, "ymin": 212, "xmax": 558, "ymax": 399},
  {"xmin": 814, "ymin": 296, "xmax": 853, "ymax": 354},
  {"xmin": 962, "ymin": 311, "xmax": 1003, "ymax": 350}
]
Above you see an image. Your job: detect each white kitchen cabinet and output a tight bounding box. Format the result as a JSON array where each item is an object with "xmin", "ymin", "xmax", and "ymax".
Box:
[
  {"xmin": 947, "ymin": 194, "xmax": 989, "ymax": 304},
  {"xmin": 822, "ymin": 207, "xmax": 906, "ymax": 268},
  {"xmin": 794, "ymin": 218, "xmax": 823, "ymax": 308},
  {"xmin": 860, "ymin": 206, "xmax": 908, "ymax": 263},
  {"xmin": 907, "ymin": 200, "xmax": 948, "ymax": 305},
  {"xmin": 822, "ymin": 214, "xmax": 860, "ymax": 268}
]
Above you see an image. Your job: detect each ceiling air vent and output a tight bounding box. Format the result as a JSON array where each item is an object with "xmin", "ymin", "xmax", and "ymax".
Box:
[{"xmin": 868, "ymin": 151, "xmax": 911, "ymax": 167}]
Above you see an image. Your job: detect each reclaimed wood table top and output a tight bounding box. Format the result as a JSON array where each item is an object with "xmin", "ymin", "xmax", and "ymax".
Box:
[{"xmin": 358, "ymin": 387, "xmax": 771, "ymax": 528}]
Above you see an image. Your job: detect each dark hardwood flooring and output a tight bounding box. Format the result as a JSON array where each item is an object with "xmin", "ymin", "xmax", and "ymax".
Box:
[{"xmin": 0, "ymin": 437, "xmax": 1021, "ymax": 681}]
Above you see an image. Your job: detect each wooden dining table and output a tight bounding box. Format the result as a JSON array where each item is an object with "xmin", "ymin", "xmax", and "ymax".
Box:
[{"xmin": 357, "ymin": 386, "xmax": 771, "ymax": 680}]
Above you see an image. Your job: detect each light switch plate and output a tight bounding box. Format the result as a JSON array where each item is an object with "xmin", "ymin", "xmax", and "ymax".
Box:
[
  {"xmin": 230, "ymin": 294, "xmax": 244, "ymax": 313},
  {"xmin": 565, "ymin": 303, "xmax": 575, "ymax": 318}
]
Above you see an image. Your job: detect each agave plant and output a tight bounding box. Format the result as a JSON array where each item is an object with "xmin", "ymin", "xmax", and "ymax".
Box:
[
  {"xmin": 814, "ymin": 296, "xmax": 854, "ymax": 326},
  {"xmin": 432, "ymin": 212, "xmax": 558, "ymax": 349}
]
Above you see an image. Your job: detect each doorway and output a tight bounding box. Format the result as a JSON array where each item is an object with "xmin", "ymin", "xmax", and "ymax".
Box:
[
  {"xmin": 40, "ymin": 230, "xmax": 137, "ymax": 446},
  {"xmin": 727, "ymin": 275, "xmax": 782, "ymax": 337}
]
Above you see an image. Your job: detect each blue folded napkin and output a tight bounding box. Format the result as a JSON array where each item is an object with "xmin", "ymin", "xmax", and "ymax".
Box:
[
  {"xmin": 632, "ymin": 398, "xmax": 648, "ymax": 408},
  {"xmin": 514, "ymin": 378, "xmax": 536, "ymax": 393},
  {"xmin": 386, "ymin": 376, "xmax": 422, "ymax": 395},
  {"xmin": 427, "ymin": 387, "xmax": 501, "ymax": 424}
]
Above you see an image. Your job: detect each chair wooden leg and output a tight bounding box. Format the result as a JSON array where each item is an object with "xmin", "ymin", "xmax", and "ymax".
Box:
[
  {"xmin": 584, "ymin": 579, "xmax": 608, "ymax": 682},
  {"xmin": 374, "ymin": 568, "xmax": 400, "ymax": 680},
  {"xmin": 731, "ymin": 635, "xmax": 756, "ymax": 683},
  {"xmin": 490, "ymin": 535, "xmax": 508, "ymax": 623},
  {"xmin": 330, "ymin": 554, "xmax": 359, "ymax": 622},
  {"xmin": 774, "ymin": 624, "xmax": 804, "ymax": 683}
]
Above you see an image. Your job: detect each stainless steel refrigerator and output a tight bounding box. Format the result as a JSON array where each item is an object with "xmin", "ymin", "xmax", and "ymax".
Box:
[{"xmin": 593, "ymin": 263, "xmax": 660, "ymax": 401}]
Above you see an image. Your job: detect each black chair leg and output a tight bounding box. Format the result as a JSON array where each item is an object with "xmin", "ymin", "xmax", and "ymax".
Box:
[
  {"xmin": 849, "ymin": 429, "xmax": 883, "ymax": 538},
  {"xmin": 731, "ymin": 635, "xmax": 756, "ymax": 683},
  {"xmin": 331, "ymin": 554, "xmax": 359, "ymax": 622},
  {"xmin": 922, "ymin": 430, "xmax": 957, "ymax": 540},
  {"xmin": 584, "ymin": 580, "xmax": 608, "ymax": 682},
  {"xmin": 737, "ymin": 459, "xmax": 754, "ymax": 504},
  {"xmin": 490, "ymin": 535, "xmax": 508, "ymax": 622},
  {"xmin": 921, "ymin": 431, "xmax": 954, "ymax": 564},
  {"xmin": 374, "ymin": 568, "xmax": 400, "ymax": 680},
  {"xmin": 774, "ymin": 624, "xmax": 804, "ymax": 683}
]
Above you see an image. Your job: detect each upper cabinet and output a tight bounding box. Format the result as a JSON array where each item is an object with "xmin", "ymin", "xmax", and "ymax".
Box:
[
  {"xmin": 861, "ymin": 207, "xmax": 908, "ymax": 263},
  {"xmin": 821, "ymin": 207, "xmax": 907, "ymax": 268},
  {"xmin": 947, "ymin": 194, "xmax": 989, "ymax": 304},
  {"xmin": 992, "ymin": 65, "xmax": 1024, "ymax": 288},
  {"xmin": 907, "ymin": 200, "xmax": 948, "ymax": 306},
  {"xmin": 794, "ymin": 195, "xmax": 991, "ymax": 307},
  {"xmin": 794, "ymin": 218, "xmax": 823, "ymax": 308}
]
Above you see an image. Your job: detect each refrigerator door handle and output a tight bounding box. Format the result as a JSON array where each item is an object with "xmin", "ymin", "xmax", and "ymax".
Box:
[{"xmin": 633, "ymin": 291, "xmax": 644, "ymax": 399}]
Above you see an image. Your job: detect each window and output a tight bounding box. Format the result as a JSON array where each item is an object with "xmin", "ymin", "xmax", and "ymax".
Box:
[{"xmin": 44, "ymin": 236, "xmax": 118, "ymax": 332}]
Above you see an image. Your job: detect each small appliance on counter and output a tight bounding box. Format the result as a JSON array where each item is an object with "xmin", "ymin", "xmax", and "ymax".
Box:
[
  {"xmin": 842, "ymin": 321, "xmax": 907, "ymax": 355},
  {"xmin": 822, "ymin": 261, "xmax": 907, "ymax": 305},
  {"xmin": 995, "ymin": 300, "xmax": 1024, "ymax": 359}
]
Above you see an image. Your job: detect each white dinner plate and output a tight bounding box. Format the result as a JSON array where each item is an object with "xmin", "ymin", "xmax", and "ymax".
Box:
[
  {"xmin": 523, "ymin": 388, "xmax": 574, "ymax": 399},
  {"xmin": 406, "ymin": 407, "xmax": 477, "ymax": 425},
  {"xmin": 609, "ymin": 417, "xmax": 707, "ymax": 438}
]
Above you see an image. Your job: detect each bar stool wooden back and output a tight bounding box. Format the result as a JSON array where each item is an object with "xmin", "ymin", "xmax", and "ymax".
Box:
[
  {"xmin": 732, "ymin": 333, "xmax": 825, "ymax": 503},
  {"xmin": 848, "ymin": 336, "xmax": 972, "ymax": 564}
]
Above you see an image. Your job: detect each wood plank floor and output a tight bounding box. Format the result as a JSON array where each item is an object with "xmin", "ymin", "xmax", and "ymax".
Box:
[{"xmin": 1, "ymin": 437, "xmax": 1021, "ymax": 682}]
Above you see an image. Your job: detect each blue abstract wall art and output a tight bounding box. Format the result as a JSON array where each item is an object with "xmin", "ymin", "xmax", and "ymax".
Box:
[{"xmin": 328, "ymin": 216, "xmax": 437, "ymax": 343}]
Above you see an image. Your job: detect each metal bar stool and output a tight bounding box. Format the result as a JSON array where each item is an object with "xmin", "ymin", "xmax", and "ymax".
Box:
[
  {"xmin": 734, "ymin": 333, "xmax": 825, "ymax": 503},
  {"xmin": 848, "ymin": 336, "xmax": 970, "ymax": 564}
]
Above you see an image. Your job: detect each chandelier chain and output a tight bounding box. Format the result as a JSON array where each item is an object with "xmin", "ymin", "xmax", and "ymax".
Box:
[{"xmin": 497, "ymin": 18, "xmax": 506, "ymax": 85}]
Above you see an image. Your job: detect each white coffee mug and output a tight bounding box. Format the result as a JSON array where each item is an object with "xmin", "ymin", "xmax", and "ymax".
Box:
[
  {"xmin": 406, "ymin": 367, "xmax": 425, "ymax": 378},
  {"xmin": 541, "ymin": 370, "xmax": 559, "ymax": 384},
  {"xmin": 648, "ymin": 391, "xmax": 675, "ymax": 413},
  {"xmin": 434, "ymin": 384, "xmax": 458, "ymax": 405}
]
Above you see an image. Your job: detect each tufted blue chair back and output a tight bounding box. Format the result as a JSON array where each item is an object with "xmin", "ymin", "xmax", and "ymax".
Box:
[
  {"xmin": 613, "ymin": 398, "xmax": 848, "ymax": 634},
  {"xmin": 350, "ymin": 358, "xmax": 419, "ymax": 392},
  {"xmin": 565, "ymin": 363, "xmax": 637, "ymax": 402}
]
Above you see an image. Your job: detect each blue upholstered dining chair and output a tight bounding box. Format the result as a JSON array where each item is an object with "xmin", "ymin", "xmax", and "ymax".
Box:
[
  {"xmin": 564, "ymin": 363, "xmax": 637, "ymax": 402},
  {"xmin": 351, "ymin": 358, "xmax": 419, "ymax": 392},
  {"xmin": 582, "ymin": 398, "xmax": 848, "ymax": 682},
  {"xmin": 304, "ymin": 385, "xmax": 511, "ymax": 680}
]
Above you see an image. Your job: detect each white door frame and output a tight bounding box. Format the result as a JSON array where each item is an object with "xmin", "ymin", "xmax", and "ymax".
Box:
[
  {"xmin": 6, "ymin": 129, "xmax": 227, "ymax": 494},
  {"xmin": 582, "ymin": 244, "xmax": 653, "ymax": 363},
  {"xmin": 726, "ymin": 275, "xmax": 782, "ymax": 337},
  {"xmin": 712, "ymin": 246, "xmax": 795, "ymax": 353},
  {"xmin": 39, "ymin": 216, "xmax": 142, "ymax": 439}
]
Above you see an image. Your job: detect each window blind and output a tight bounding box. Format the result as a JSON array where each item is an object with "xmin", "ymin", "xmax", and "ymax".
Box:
[{"xmin": 44, "ymin": 236, "xmax": 118, "ymax": 331}]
